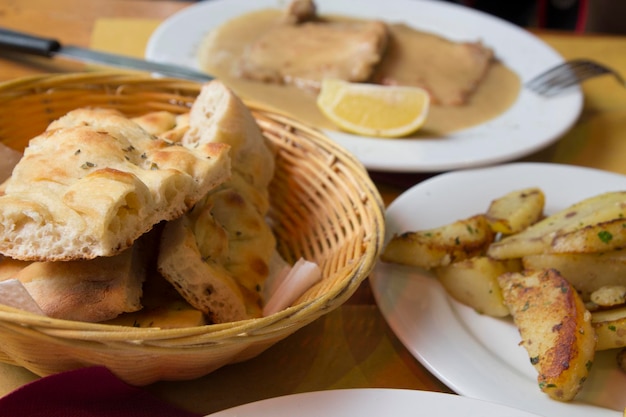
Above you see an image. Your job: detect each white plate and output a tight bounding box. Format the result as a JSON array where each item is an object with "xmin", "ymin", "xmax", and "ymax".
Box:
[
  {"xmin": 370, "ymin": 163, "xmax": 626, "ymax": 417},
  {"xmin": 207, "ymin": 388, "xmax": 545, "ymax": 417},
  {"xmin": 146, "ymin": 0, "xmax": 582, "ymax": 173}
]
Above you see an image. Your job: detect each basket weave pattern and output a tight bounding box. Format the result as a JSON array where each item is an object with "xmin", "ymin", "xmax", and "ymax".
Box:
[{"xmin": 0, "ymin": 73, "xmax": 385, "ymax": 385}]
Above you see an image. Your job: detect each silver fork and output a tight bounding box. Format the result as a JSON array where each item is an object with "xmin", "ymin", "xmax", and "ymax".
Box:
[{"xmin": 526, "ymin": 58, "xmax": 626, "ymax": 97}]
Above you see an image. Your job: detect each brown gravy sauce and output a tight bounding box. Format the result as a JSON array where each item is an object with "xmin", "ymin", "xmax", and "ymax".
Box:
[{"xmin": 199, "ymin": 9, "xmax": 520, "ymax": 137}]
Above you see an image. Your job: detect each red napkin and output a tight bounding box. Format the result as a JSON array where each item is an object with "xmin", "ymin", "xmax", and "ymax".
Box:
[{"xmin": 0, "ymin": 366, "xmax": 203, "ymax": 417}]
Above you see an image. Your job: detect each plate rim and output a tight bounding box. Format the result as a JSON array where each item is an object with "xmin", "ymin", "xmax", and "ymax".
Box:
[
  {"xmin": 145, "ymin": 0, "xmax": 583, "ymax": 173},
  {"xmin": 206, "ymin": 387, "xmax": 546, "ymax": 417}
]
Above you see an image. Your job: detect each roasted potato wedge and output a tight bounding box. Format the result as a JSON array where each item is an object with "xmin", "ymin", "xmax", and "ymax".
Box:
[
  {"xmin": 498, "ymin": 268, "xmax": 596, "ymax": 401},
  {"xmin": 381, "ymin": 214, "xmax": 494, "ymax": 269},
  {"xmin": 485, "ymin": 187, "xmax": 545, "ymax": 235},
  {"xmin": 434, "ymin": 256, "xmax": 521, "ymax": 317},
  {"xmin": 522, "ymin": 249, "xmax": 626, "ymax": 302},
  {"xmin": 591, "ymin": 306, "xmax": 626, "ymax": 351},
  {"xmin": 590, "ymin": 285, "xmax": 626, "ymax": 308},
  {"xmin": 552, "ymin": 217, "xmax": 626, "ymax": 253},
  {"xmin": 488, "ymin": 191, "xmax": 626, "ymax": 260}
]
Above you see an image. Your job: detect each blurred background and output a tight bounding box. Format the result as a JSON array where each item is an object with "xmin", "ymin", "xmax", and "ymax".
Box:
[{"xmin": 441, "ymin": 0, "xmax": 626, "ymax": 34}]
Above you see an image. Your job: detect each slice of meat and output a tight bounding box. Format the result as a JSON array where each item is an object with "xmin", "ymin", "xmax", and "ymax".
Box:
[
  {"xmin": 373, "ymin": 23, "xmax": 495, "ymax": 106},
  {"xmin": 237, "ymin": 19, "xmax": 389, "ymax": 92}
]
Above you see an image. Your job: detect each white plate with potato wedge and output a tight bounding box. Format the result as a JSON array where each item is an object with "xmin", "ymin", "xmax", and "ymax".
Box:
[
  {"xmin": 146, "ymin": 0, "xmax": 582, "ymax": 173},
  {"xmin": 370, "ymin": 162, "xmax": 626, "ymax": 417}
]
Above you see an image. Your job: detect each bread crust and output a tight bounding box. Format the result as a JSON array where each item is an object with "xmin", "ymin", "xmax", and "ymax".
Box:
[{"xmin": 0, "ymin": 108, "xmax": 231, "ymax": 261}]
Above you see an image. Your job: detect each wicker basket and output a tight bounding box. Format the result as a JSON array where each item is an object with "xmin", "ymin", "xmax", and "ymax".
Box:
[{"xmin": 0, "ymin": 73, "xmax": 385, "ymax": 385}]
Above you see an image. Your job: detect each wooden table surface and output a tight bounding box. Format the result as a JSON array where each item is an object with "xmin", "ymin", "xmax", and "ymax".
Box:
[{"xmin": 0, "ymin": 0, "xmax": 625, "ymax": 415}]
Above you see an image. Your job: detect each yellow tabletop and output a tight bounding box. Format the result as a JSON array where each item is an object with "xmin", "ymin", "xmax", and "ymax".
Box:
[
  {"xmin": 0, "ymin": 0, "xmax": 625, "ymax": 415},
  {"xmin": 539, "ymin": 34, "xmax": 626, "ymax": 176}
]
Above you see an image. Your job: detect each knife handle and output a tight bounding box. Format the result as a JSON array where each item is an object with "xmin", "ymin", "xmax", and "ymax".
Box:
[{"xmin": 0, "ymin": 28, "xmax": 61, "ymax": 57}]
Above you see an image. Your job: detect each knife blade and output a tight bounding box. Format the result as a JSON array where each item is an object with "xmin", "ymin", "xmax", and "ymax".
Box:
[{"xmin": 0, "ymin": 27, "xmax": 213, "ymax": 82}]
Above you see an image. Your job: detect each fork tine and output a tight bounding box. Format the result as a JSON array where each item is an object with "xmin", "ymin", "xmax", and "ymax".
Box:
[
  {"xmin": 527, "ymin": 59, "xmax": 592, "ymax": 84},
  {"xmin": 527, "ymin": 59, "xmax": 624, "ymax": 97},
  {"xmin": 525, "ymin": 61, "xmax": 572, "ymax": 90},
  {"xmin": 526, "ymin": 63, "xmax": 581, "ymax": 96},
  {"xmin": 545, "ymin": 67, "xmax": 579, "ymax": 87},
  {"xmin": 569, "ymin": 60, "xmax": 610, "ymax": 79},
  {"xmin": 529, "ymin": 80, "xmax": 579, "ymax": 97}
]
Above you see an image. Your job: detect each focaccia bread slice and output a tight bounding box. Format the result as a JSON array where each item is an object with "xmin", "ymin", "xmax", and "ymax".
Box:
[
  {"xmin": 158, "ymin": 184, "xmax": 276, "ymax": 322},
  {"xmin": 0, "ymin": 237, "xmax": 148, "ymax": 322},
  {"xmin": 199, "ymin": 187, "xmax": 276, "ymax": 295},
  {"xmin": 182, "ymin": 81, "xmax": 275, "ymax": 203},
  {"xmin": 152, "ymin": 81, "xmax": 277, "ymax": 323},
  {"xmin": 158, "ymin": 214, "xmax": 254, "ymax": 323},
  {"xmin": 131, "ymin": 111, "xmax": 190, "ymax": 143},
  {"xmin": 0, "ymin": 107, "xmax": 231, "ymax": 261},
  {"xmin": 132, "ymin": 86, "xmax": 274, "ymax": 214}
]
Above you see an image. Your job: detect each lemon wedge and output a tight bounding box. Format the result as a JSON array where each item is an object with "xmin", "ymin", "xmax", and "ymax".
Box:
[{"xmin": 316, "ymin": 78, "xmax": 430, "ymax": 138}]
